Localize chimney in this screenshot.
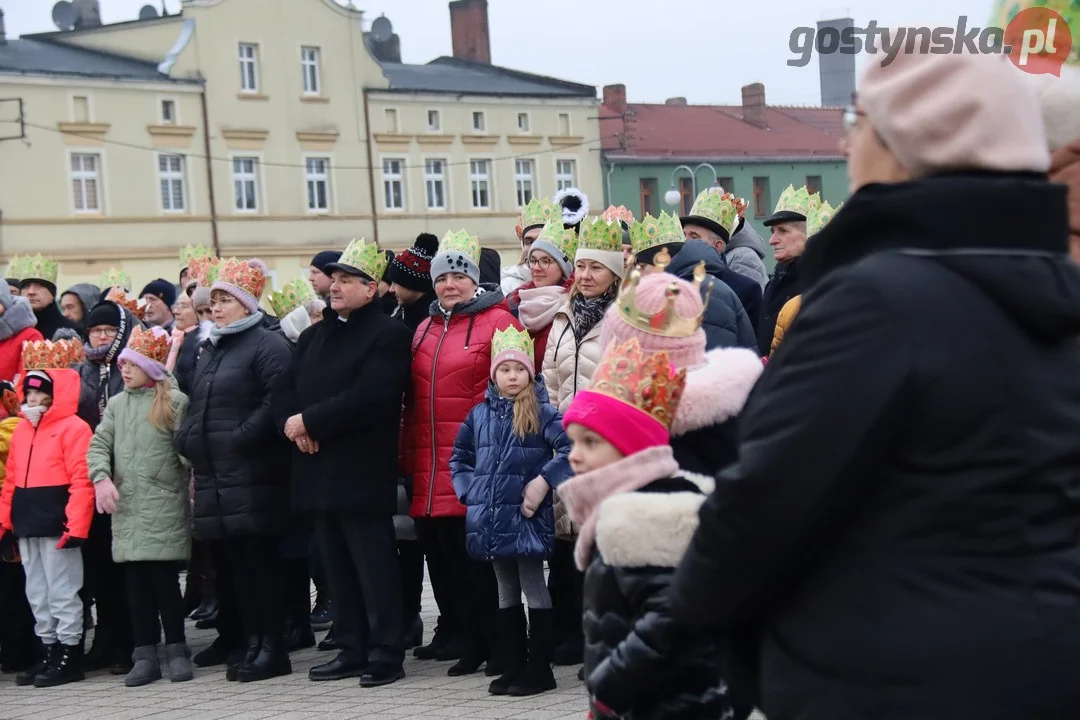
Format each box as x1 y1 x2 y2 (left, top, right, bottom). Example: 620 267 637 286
603 84 627 114
741 82 767 128
449 0 490 64
0 9 6 46
664 97 687 106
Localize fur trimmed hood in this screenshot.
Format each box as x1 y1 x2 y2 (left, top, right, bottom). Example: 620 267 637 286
671 346 763 437
0 294 37 343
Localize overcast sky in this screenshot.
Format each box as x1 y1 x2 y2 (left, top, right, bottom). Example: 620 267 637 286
7 0 997 105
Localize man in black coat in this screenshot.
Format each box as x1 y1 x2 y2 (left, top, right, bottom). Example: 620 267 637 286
276 239 412 688
755 196 812 356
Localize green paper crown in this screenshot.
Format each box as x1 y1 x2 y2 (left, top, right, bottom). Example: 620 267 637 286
9 254 58 285
687 189 742 237
268 278 316 319
630 212 684 256
99 267 132 290
807 200 843 236
439 230 482 265
179 244 215 264
989 0 1079 65
534 220 578 262
491 326 534 361
577 218 622 253
774 185 822 220
520 197 559 231
338 238 388 281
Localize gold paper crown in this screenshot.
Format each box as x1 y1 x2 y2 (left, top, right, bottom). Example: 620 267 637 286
9 255 58 285
125 325 171 365
337 238 387 281
519 197 559 231
629 212 684 256
491 326 534 360
533 220 578 263
105 287 148 321
268 278 316 319
99 268 131 290
22 339 85 371
179 244 215 264
577 218 622 253
686 189 743 237
806 200 843 236
588 338 686 431
602 205 636 226
439 230 482 265
773 185 822 219
617 258 708 338
217 258 268 300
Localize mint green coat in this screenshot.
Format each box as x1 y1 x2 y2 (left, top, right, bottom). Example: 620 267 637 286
87 385 191 563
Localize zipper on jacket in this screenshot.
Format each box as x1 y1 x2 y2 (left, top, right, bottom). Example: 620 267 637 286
426 313 452 516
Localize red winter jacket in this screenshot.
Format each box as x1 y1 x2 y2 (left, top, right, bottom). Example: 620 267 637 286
405 290 521 518
0 327 43 384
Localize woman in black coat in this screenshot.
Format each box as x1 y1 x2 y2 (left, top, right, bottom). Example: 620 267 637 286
175 259 293 684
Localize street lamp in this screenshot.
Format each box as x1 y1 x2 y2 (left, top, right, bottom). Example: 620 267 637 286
664 163 721 209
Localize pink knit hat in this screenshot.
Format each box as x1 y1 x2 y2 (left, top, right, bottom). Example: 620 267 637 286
859 49 1050 178
598 272 706 370
490 327 536 381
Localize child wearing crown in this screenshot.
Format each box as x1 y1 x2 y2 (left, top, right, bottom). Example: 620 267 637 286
86 326 193 687
557 339 736 720
449 327 571 697
0 339 94 688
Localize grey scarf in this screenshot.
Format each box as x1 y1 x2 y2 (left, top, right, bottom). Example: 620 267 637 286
209 312 263 346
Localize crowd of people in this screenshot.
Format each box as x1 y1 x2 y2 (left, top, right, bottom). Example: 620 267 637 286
0 45 1078 720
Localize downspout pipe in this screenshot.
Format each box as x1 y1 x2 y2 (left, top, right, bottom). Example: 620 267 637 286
362 88 380 247
199 88 220 256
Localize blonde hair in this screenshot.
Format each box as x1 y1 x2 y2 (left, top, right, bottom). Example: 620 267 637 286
511 382 541 440
148 381 176 432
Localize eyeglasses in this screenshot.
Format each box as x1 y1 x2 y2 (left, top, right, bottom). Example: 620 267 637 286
527 255 556 269
842 105 866 135
89 327 119 339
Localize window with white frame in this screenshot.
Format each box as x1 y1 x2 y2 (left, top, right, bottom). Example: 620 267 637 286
470 160 490 210
383 158 405 210
425 159 447 210
427 110 441 132
517 112 530 133
70 152 101 213
556 159 576 192
232 157 259 212
301 46 321 95
305 157 330 212
158 154 186 212
515 159 534 208
472 111 486 132
161 99 176 124
239 43 259 93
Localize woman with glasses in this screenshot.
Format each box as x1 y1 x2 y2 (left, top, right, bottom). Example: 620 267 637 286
167 293 211 398
506 220 578 367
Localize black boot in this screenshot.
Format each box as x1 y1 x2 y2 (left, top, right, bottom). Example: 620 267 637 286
236 634 292 683
309 593 332 631
488 606 527 695
226 635 261 682
190 593 217 622
34 643 84 687
507 608 557 696
447 623 488 677
414 615 454 660
15 641 54 687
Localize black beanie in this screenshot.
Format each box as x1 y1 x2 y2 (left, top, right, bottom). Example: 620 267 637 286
23 371 54 398
140 278 177 307
85 300 121 329
635 241 685 268
20 278 57 298
386 233 438 294
311 250 343 274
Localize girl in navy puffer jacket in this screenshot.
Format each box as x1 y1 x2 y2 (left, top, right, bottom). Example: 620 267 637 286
451 327 571 698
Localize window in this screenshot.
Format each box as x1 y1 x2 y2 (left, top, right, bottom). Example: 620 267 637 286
517 112 531 133
555 159 576 191
238 43 259 93
558 113 571 136
70 152 100 213
717 177 734 194
639 178 657 218
425 159 447 210
72 95 89 123
805 175 822 196
305 157 330 212
161 99 176 124
383 158 405 210
301 46 321 95
679 177 694 215
158 154 186 212
470 159 490 210
385 108 399 133
753 177 771 218
515 159 534 208
232 157 259 212
472 111 486 133
427 110 441 132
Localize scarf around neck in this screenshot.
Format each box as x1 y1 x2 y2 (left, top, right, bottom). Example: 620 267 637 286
518 285 567 332
21 403 47 429
209 312 263 346
570 283 618 343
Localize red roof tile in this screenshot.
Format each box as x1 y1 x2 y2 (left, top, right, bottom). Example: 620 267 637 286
601 103 846 161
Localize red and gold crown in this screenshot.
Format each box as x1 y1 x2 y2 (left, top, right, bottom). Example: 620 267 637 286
187 255 220 288
587 339 686 430
105 287 148 321
125 325 171 364
22 339 85 371
216 258 268 300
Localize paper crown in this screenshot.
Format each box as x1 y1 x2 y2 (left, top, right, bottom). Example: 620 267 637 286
774 184 822 219
630 212 684 256
807 200 844 236
617 258 708 338
179 244 215 264
577 218 622 253
268 278 315 319
989 0 1080 65
491 326 534 360
125 325 171 365
217 258 268 301
439 230 482 264
9 255 58 285
186 256 219 287
22 339 85 371
99 267 131 290
602 205 636 226
588 338 686 431
534 220 578 262
520 197 560 231
687 189 744 237
105 287 148 321
335 238 387 281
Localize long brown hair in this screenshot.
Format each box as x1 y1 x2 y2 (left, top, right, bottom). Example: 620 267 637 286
512 381 540 440
148 381 176 432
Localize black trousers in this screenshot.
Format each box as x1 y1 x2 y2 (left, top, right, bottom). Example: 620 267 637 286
0 562 36 668
83 512 133 657
219 536 285 642
397 540 423 619
548 538 584 647
315 513 403 666
415 516 497 646
126 561 186 647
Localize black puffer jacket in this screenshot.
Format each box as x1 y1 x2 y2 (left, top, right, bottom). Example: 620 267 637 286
175 318 293 540
756 258 799 356
172 322 209 396
76 302 140 430
668 240 757 350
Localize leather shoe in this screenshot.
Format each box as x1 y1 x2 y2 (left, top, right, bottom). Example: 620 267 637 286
287 625 316 652
308 657 367 682
317 627 340 652
359 662 405 687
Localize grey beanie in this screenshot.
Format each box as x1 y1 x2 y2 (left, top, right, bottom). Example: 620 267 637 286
430 251 480 286
529 238 573 279
192 286 211 310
